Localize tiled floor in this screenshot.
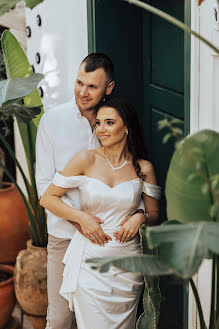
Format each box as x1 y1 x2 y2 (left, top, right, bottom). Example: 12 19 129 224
12 303 77 329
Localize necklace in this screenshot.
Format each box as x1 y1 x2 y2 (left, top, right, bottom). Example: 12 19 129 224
102 147 130 171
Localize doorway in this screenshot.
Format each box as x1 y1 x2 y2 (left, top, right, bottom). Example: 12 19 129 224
87 1 190 327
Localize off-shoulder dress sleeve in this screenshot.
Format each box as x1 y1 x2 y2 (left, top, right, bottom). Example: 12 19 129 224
142 181 161 200
52 172 88 189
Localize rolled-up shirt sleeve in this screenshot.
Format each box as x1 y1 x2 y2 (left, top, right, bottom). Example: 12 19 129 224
36 114 55 197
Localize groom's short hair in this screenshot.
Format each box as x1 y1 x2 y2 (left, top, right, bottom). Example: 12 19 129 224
81 53 114 83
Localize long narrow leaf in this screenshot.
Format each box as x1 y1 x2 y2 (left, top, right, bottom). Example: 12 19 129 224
123 0 219 54
87 255 172 276
0 131 34 208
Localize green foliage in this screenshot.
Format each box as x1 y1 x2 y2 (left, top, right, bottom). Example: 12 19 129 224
146 221 219 279
0 74 43 105
0 0 19 16
25 0 44 9
0 30 47 247
166 130 219 223
0 0 44 16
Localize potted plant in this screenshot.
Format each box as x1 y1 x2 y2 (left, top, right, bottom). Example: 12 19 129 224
0 30 48 328
0 72 45 258
0 75 48 329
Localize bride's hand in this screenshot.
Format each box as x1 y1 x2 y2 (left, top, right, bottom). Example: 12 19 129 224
113 213 145 243
80 214 112 245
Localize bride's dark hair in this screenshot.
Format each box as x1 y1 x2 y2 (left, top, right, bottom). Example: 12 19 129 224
97 97 148 180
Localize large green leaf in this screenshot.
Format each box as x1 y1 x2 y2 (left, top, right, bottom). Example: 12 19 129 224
1 30 44 167
0 104 42 122
165 130 219 223
146 221 219 278
1 30 47 247
25 0 44 9
0 74 43 105
88 254 171 276
138 225 162 329
0 0 20 16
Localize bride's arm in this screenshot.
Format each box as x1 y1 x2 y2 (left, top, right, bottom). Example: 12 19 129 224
40 151 111 245
114 161 160 242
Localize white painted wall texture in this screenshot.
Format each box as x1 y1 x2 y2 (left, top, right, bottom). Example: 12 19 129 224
15 0 88 191
190 0 219 133
189 0 219 328
25 0 88 110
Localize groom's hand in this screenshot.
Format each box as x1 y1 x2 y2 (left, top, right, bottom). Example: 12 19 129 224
113 211 145 243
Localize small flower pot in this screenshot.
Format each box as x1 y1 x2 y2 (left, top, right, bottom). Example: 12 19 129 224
0 264 16 329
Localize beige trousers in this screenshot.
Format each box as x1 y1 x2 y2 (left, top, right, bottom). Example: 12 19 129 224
46 234 77 329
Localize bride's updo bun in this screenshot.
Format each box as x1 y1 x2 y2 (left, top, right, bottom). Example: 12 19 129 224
97 97 149 181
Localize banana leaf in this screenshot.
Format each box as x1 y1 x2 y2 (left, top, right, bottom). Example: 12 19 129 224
1 31 47 246
1 30 44 167
165 130 219 223
146 221 219 279
25 0 44 9
0 103 42 121
0 74 43 106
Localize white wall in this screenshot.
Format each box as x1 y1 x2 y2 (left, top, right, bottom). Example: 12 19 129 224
25 0 88 110
16 0 88 192
189 0 219 328
190 0 219 133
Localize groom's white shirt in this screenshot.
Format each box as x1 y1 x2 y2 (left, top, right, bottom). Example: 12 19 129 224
36 99 100 238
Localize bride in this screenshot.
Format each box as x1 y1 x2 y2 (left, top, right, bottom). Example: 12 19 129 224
40 97 161 329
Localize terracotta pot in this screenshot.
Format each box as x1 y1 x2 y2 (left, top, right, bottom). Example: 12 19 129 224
14 240 48 329
0 265 16 329
0 182 29 264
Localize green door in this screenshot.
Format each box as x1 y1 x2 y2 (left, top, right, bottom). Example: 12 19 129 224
87 1 190 328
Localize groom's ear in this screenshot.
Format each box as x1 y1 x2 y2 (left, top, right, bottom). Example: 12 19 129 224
106 81 115 95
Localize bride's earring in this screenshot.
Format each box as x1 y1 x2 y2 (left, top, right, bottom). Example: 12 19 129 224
126 130 128 136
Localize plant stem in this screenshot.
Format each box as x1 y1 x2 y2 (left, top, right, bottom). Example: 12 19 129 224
189 278 207 329
209 255 216 329
26 121 38 210
0 131 34 208
123 0 219 55
216 256 219 329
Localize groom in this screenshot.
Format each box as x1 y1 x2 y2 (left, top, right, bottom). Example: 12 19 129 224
36 53 145 329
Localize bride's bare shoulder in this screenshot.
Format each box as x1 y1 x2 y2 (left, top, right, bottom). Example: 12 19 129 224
62 150 96 176
138 159 157 184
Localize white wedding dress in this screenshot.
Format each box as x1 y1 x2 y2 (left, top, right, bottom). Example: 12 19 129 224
53 173 161 329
